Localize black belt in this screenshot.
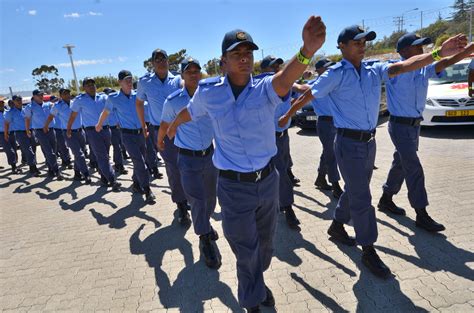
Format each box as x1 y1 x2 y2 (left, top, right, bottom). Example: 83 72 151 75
15 130 26 133
318 116 333 122
84 126 95 130
121 128 142 135
390 115 422 126
68 128 82 133
178 145 212 157
219 162 274 183
337 128 375 142
108 125 118 130
275 129 288 138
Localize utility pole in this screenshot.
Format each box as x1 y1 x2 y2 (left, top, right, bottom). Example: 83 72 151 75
362 19 365 29
63 44 80 94
420 11 423 30
469 6 473 42
8 87 13 98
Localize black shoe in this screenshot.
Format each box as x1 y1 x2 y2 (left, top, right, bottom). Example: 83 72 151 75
327 220 356 246
314 174 332 190
84 176 92 185
131 182 144 194
177 202 191 225
284 206 300 229
377 193 406 216
47 169 55 177
115 165 128 175
152 167 163 179
63 160 73 169
29 165 40 177
200 234 221 269
110 181 121 192
415 208 445 232
332 182 343 199
246 306 261 313
56 172 64 181
73 171 83 181
208 228 219 241
89 161 98 170
122 150 129 160
362 246 391 278
144 188 156 205
11 165 21 174
100 175 109 187
261 285 275 307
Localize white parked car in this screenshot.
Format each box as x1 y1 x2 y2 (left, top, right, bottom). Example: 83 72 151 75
422 58 474 126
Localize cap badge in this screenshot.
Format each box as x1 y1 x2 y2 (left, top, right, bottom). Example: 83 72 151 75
236 32 247 40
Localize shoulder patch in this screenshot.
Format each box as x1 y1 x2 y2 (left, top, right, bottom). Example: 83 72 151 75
198 76 222 86
166 89 182 101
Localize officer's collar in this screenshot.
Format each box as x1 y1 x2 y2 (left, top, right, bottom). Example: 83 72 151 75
341 58 371 71
119 89 134 98
151 71 173 82
254 72 274 79
31 100 43 106
222 74 254 89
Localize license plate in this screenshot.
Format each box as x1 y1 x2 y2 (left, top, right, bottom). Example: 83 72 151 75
306 115 317 121
445 110 474 117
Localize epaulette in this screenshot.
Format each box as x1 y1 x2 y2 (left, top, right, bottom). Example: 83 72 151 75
328 62 343 70
166 89 182 101
198 76 222 86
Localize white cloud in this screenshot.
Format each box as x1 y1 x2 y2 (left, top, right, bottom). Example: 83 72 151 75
64 12 81 18
28 10 37 16
22 79 30 82
88 11 103 16
0 68 15 73
117 56 128 62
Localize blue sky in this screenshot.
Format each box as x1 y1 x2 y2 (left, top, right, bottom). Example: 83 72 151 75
0 0 457 94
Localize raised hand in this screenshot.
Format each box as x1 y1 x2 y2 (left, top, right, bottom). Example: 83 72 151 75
440 34 468 57
301 16 326 57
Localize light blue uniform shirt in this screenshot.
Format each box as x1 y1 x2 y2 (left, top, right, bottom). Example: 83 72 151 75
385 61 444 117
144 101 151 123
136 72 181 126
50 100 81 130
0 110 7 132
104 90 141 129
50 106 61 129
187 75 285 172
308 78 334 116
4 107 26 131
311 59 390 131
70 93 108 127
23 100 52 129
162 87 214 151
254 72 291 132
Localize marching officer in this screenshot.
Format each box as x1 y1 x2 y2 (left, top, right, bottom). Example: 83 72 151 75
67 78 121 191
279 26 467 278
159 58 221 268
24 90 62 180
167 17 327 311
44 88 91 184
255 55 301 229
378 33 474 231
136 49 189 220
4 95 40 176
310 59 343 199
96 70 156 204
0 99 19 174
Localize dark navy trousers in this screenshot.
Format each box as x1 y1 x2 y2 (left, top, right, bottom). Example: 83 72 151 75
85 128 115 182
334 133 377 246
15 131 36 166
273 131 294 208
110 127 124 167
145 124 159 170
64 129 89 176
0 132 17 166
177 149 217 236
317 118 340 183
34 129 59 173
158 135 186 204
53 128 71 163
218 168 279 308
383 121 428 209
121 131 150 189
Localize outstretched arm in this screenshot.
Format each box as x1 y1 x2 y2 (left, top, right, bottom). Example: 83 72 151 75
278 89 314 127
167 108 191 139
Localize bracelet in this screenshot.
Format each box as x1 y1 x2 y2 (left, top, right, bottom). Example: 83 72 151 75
431 48 442 61
296 49 311 65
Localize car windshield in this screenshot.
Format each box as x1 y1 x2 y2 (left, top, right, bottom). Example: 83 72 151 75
429 62 469 85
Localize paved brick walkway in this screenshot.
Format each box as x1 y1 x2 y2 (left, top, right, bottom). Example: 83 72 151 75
1 121 473 312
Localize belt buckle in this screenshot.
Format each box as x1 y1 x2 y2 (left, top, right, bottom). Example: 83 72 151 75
255 170 263 182
201 149 206 156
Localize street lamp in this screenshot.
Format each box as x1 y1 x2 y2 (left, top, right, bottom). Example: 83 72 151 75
63 44 80 94
401 8 419 31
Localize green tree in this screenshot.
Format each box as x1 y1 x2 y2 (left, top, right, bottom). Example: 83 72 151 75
31 65 64 93
451 0 473 21
204 58 221 76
